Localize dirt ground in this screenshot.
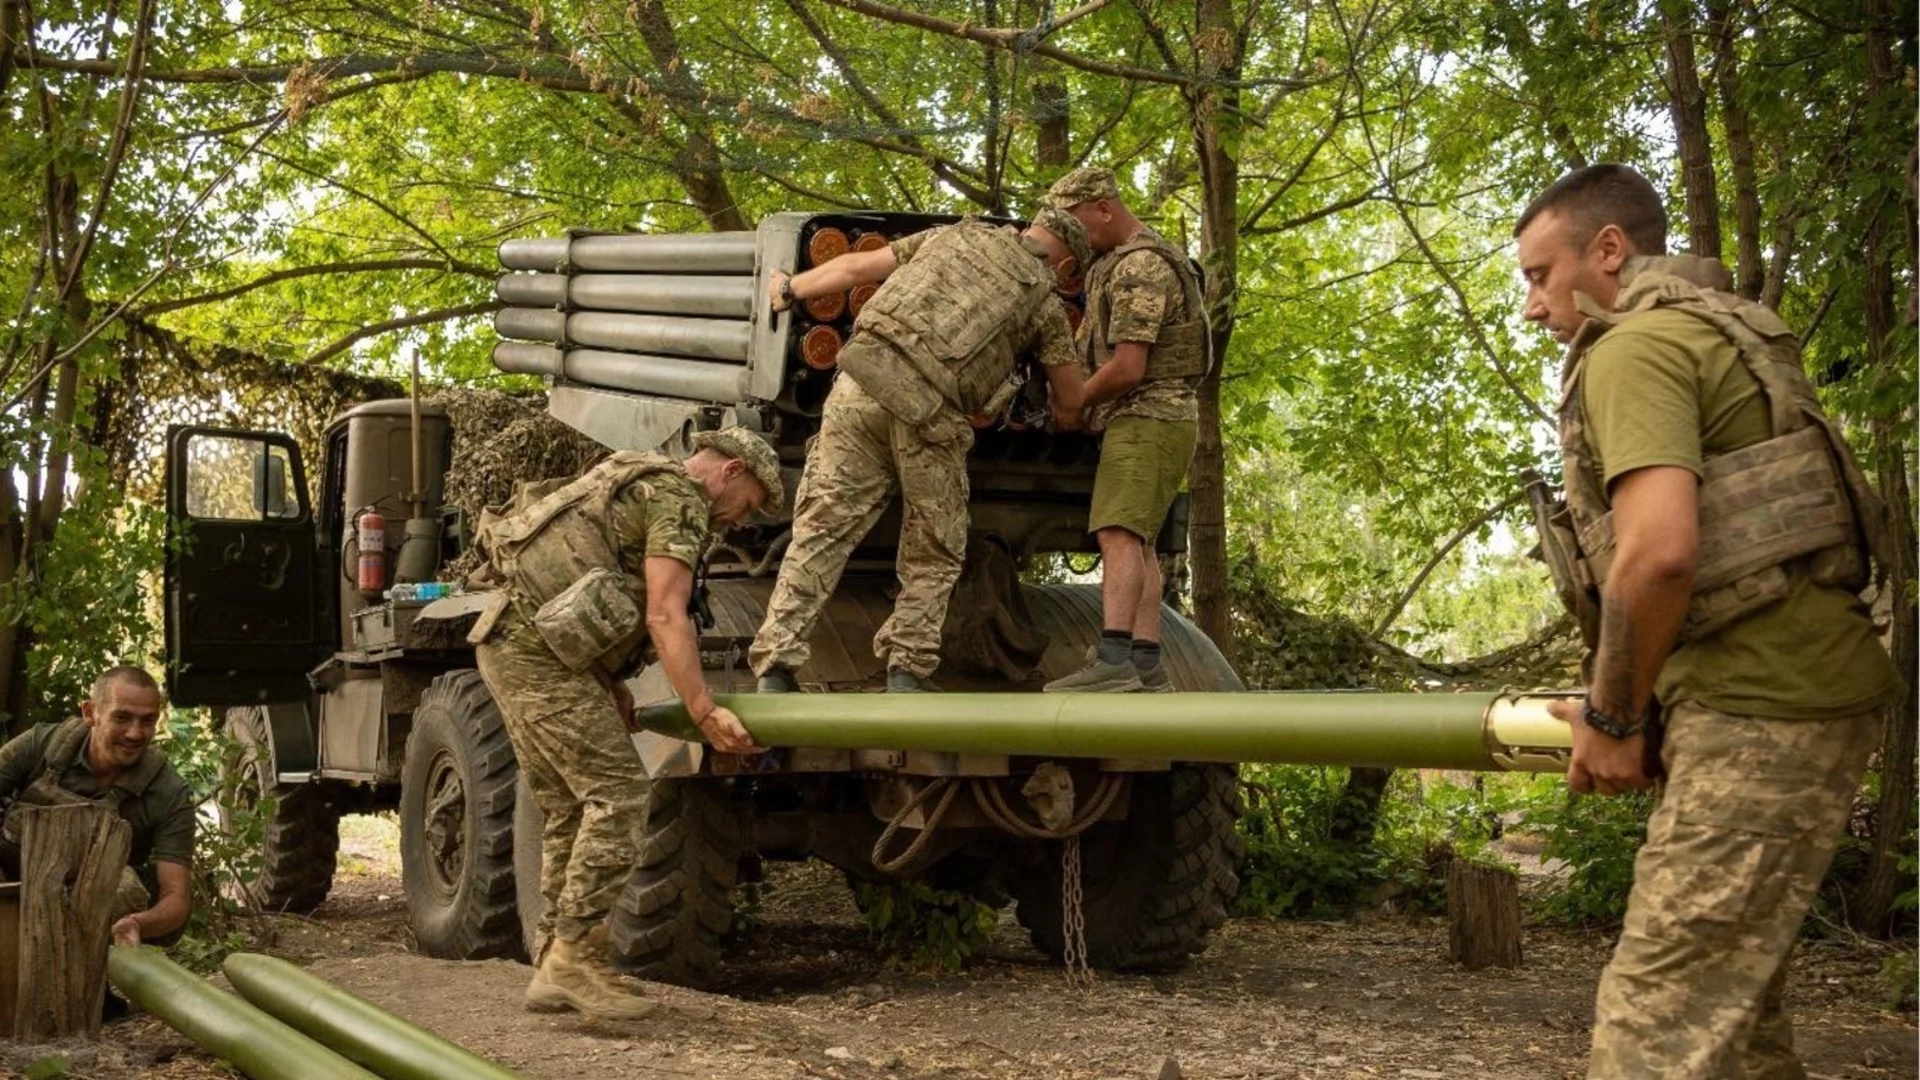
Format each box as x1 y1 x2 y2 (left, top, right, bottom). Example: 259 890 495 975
4 816 1914 1080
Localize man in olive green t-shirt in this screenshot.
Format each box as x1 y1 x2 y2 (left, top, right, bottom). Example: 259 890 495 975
0 667 196 947
1514 164 1896 1079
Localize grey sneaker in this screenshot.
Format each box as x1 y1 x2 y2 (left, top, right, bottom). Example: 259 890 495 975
1043 648 1145 693
1136 664 1174 692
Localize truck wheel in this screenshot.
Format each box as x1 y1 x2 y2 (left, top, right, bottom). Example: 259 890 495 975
400 670 522 960
607 777 744 988
220 706 340 914
1008 763 1243 972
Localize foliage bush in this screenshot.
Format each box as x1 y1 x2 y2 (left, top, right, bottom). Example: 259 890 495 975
157 707 269 971
1516 781 1652 926
1235 765 1517 918
855 880 997 972
0 470 166 730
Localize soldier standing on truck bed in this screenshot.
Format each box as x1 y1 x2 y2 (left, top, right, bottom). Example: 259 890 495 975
1513 164 1897 1078
1039 167 1211 694
750 209 1092 693
467 429 779 1020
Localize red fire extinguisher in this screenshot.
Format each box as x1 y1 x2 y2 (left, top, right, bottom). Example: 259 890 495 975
356 510 387 594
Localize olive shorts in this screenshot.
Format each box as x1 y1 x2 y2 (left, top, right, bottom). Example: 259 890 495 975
1088 415 1197 543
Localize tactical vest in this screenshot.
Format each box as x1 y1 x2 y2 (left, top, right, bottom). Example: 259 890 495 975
0 717 158 874
1083 232 1211 382
846 219 1056 425
1540 255 1891 646
475 452 704 673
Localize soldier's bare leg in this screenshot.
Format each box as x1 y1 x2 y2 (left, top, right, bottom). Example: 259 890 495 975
1586 704 1876 1079
1096 526 1147 635
871 411 972 681
750 378 895 679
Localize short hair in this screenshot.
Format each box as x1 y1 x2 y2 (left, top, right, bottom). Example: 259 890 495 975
1514 164 1668 256
91 666 162 707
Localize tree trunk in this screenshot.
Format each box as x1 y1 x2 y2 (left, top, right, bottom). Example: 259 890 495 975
1186 0 1241 658
1330 767 1394 848
1034 78 1069 168
1661 0 1721 259
12 803 133 1039
1447 858 1523 970
627 1 750 232
1856 0 1915 936
1706 0 1762 299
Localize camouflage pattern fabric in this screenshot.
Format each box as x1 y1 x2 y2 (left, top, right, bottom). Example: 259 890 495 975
1086 247 1199 428
475 609 647 946
1043 166 1120 208
749 374 973 680
1555 255 1885 646
1587 701 1878 1079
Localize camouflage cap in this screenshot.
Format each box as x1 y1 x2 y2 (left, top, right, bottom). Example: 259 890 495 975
1029 207 1093 272
690 426 784 514
1044 166 1120 209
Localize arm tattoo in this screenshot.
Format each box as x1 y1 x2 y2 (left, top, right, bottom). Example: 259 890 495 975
1594 590 1638 716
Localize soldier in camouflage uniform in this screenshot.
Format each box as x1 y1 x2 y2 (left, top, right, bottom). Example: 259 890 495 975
750 210 1090 692
1040 167 1211 694
1513 164 1897 1078
470 428 779 1020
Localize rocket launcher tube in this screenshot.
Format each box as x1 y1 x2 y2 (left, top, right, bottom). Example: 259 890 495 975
223 953 526 1080
106 946 379 1080
635 691 1579 773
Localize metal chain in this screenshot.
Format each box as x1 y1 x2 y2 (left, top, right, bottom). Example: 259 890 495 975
1061 835 1093 989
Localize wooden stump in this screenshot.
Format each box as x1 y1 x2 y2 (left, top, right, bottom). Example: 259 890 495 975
12 803 133 1039
1446 857 1522 970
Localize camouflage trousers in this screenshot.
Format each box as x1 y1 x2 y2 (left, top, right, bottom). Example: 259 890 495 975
475 612 648 946
750 375 974 680
1588 701 1879 1079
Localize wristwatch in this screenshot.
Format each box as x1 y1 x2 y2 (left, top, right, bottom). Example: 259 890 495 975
777 274 796 306
1580 699 1645 740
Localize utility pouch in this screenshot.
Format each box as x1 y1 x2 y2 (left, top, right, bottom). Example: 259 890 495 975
465 590 512 646
532 568 641 672
1525 474 1599 651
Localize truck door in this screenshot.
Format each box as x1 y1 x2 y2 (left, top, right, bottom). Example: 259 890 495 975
164 426 327 706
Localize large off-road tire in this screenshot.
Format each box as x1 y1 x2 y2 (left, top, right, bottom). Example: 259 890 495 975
220 706 340 914
400 670 522 960
1008 763 1243 972
607 777 745 988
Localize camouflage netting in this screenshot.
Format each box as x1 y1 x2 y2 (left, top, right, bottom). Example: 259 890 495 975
431 388 608 580
103 317 404 502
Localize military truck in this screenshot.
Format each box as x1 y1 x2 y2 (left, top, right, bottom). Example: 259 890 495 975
164 212 1244 986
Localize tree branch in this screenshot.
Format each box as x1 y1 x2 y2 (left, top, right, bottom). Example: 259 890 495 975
141 257 493 316
58 0 155 301
1372 490 1524 637
303 301 501 367
820 0 1311 89
780 0 996 207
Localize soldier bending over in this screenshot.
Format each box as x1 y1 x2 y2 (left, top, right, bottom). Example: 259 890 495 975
470 429 777 1019
751 209 1090 693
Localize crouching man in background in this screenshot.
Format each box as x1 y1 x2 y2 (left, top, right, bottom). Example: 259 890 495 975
0 666 196 947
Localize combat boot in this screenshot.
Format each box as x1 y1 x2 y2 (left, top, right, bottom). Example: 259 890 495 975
758 666 799 693
1043 646 1144 693
524 936 656 1020
886 668 929 693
